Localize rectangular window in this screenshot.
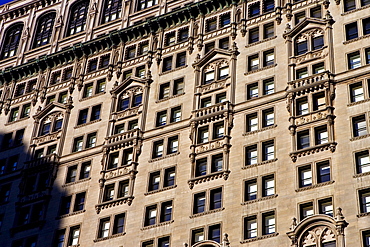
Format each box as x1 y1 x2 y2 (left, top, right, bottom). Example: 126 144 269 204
193 192 206 214
159 83 170 100
153 140 164 158
220 13 231 27
98 217 110 238
149 171 160 191
315 126 328 145
9 107 19 122
310 6 322 18
209 224 221 243
249 27 259 43
51 71 61 85
205 42 215 54
344 0 356 11
348 51 361 69
213 122 224 139
313 92 326 111
54 229 66 247
91 105 101 121
263 78 274 95
295 11 306 25
156 111 167 126
300 202 314 220
353 115 367 137
136 66 146 78
69 226 80 246
219 66 229 79
122 148 133 165
118 180 129 198
297 97 309 115
296 68 308 79
264 0 275 12
296 40 308 55
179 28 189 42
363 18 370 35
192 228 205 244
83 83 93 98
360 189 370 213
319 198 333 216
350 82 364 102
104 184 115 202
219 37 229 50
262 212 275 235
249 2 261 17
88 60 98 72
245 179 257 201
73 136 83 152
313 36 324 50
59 91 68 103
77 109 88 125
158 236 170 247
113 213 125 234
165 33 175 46
160 201 172 222
126 46 136 59
362 230 370 247
86 132 97 148
244 216 257 239
263 23 274 39
100 55 110 68
14 129 25 146
317 161 331 183
201 97 212 108
196 158 207 177
246 145 258 165
297 131 310 149
167 136 179 154
164 167 176 187
176 52 186 67
247 83 259 99
211 154 223 173
313 63 325 74
299 166 312 187
204 70 215 84
263 109 274 127
108 152 119 169
74 192 85 211
173 78 184 95
206 18 217 32
80 161 91 179
60 196 72 215
356 151 370 174
263 50 274 66
198 126 209 144
21 103 31 118
262 175 275 196
262 140 274 161
366 48 370 64
346 22 358 40
170 106 181 123
216 93 227 103
248 54 259 71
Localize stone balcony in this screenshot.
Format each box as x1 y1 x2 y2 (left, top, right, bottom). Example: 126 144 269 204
195 138 226 154
287 71 330 92
193 101 231 122
293 107 333 126
25 153 59 170
105 128 142 150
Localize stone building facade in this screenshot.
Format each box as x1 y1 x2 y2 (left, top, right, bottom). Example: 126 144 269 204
0 0 369 246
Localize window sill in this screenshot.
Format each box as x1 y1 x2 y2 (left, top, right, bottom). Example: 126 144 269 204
341 3 370 16
289 47 327 65
5 116 30 126
144 185 177 196
244 64 276 76
93 232 126 242
357 212 370 218
57 210 85 219
33 131 62 145
74 119 101 129
106 129 141 147
347 98 370 106
10 220 46 234
350 134 370 141
241 194 278 205
354 171 370 178
190 207 224 219
295 181 334 192
242 158 277 169
343 33 370 45
245 36 277 48
80 92 106 101
0 143 23 152
240 233 279 244
188 170 230 189
12 92 33 103
95 196 134 214
243 125 277 136
156 92 185 103
62 178 91 187
159 65 188 76
141 220 174 230
113 105 142 120
149 152 180 163
290 142 337 162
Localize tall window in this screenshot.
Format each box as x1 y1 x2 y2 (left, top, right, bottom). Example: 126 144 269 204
137 0 158 11
1 23 23 59
102 0 122 23
67 1 89 36
33 12 56 48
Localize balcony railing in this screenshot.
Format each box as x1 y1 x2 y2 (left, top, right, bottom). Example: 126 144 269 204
288 71 330 91
25 153 59 170
105 128 141 146
194 101 230 119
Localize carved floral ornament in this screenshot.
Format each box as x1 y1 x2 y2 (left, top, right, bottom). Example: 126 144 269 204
43 111 63 123
120 86 143 98
296 28 324 42
204 59 229 73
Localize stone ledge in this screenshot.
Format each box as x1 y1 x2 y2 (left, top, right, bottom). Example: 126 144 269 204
57 210 85 219
95 196 134 214
155 92 185 103
242 158 278 169
290 142 337 162
353 172 370 178
93 232 126 242
4 116 30 126
80 92 106 102
295 181 334 192
74 119 101 129
341 4 370 16
159 65 188 76
357 212 370 218
140 220 174 230
240 232 279 244
350 134 370 142
343 34 370 45
189 207 225 219
243 125 277 136
244 64 276 76
188 170 230 189
144 185 177 196
62 178 91 187
245 36 277 48
241 194 278 205
347 98 370 107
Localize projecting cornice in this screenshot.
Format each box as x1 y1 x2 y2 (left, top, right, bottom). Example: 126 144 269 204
0 0 234 85
110 76 149 95
33 101 67 119
283 15 335 39
192 48 234 68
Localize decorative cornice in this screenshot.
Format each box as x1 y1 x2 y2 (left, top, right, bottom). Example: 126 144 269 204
57 210 85 219
347 98 370 107
95 196 134 214
62 178 91 188
155 92 185 103
74 119 101 129
290 142 337 162
242 158 278 169
159 65 188 76
140 220 174 230
188 170 230 189
240 233 279 244
241 194 278 205
353 171 370 178
243 125 277 136
148 152 180 163
244 64 276 76
189 207 225 218
357 212 370 218
350 134 370 142
93 232 126 242
245 36 277 48
80 92 106 102
341 3 370 16
343 34 370 45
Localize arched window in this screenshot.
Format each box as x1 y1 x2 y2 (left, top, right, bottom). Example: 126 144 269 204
295 29 324 56
33 12 56 48
202 60 230 85
102 0 122 24
1 23 23 59
67 1 89 36
39 112 64 136
117 86 143 112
